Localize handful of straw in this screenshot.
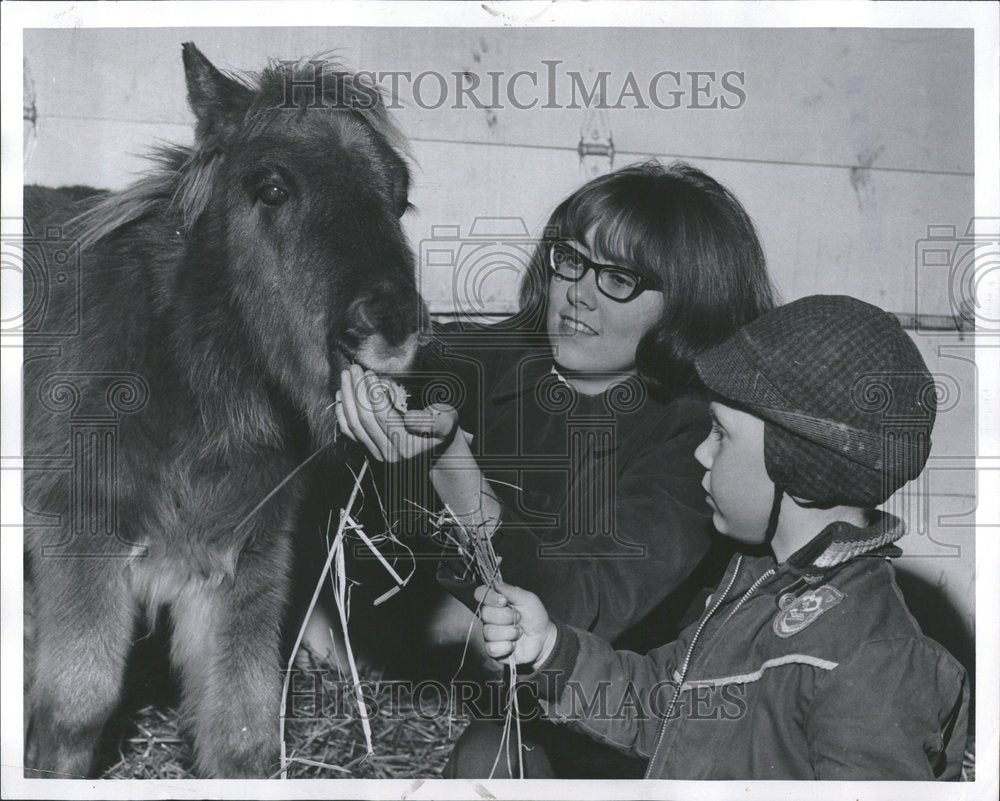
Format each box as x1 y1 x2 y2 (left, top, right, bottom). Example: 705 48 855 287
435 504 525 780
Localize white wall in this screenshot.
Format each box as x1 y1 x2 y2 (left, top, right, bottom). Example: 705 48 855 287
24 27 973 315
22 27 977 657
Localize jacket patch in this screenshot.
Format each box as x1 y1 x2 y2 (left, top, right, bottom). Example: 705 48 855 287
772 585 845 638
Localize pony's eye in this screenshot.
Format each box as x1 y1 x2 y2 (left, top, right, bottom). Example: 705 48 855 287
258 184 288 207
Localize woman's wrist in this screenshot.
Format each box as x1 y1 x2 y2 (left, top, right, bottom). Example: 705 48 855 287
428 428 501 534
428 426 473 469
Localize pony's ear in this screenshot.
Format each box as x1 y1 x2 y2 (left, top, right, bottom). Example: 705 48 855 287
181 43 250 141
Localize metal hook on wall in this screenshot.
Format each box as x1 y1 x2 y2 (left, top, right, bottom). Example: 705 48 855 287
579 108 614 179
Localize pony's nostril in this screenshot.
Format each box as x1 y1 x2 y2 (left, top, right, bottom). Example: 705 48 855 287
345 296 377 337
345 287 429 350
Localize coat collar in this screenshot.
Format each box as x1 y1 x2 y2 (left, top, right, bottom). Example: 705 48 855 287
784 510 905 581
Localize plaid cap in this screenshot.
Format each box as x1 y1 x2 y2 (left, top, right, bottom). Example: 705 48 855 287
694 295 936 506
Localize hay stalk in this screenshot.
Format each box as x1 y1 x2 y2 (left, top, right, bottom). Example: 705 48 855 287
437 507 524 779
279 459 369 779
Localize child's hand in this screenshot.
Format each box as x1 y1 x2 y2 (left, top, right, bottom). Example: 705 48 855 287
475 581 557 668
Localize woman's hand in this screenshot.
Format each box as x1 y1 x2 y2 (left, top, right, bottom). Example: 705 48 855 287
475 581 557 668
336 364 459 462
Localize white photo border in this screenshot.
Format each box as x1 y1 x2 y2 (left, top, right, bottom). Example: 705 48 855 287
2 2 997 800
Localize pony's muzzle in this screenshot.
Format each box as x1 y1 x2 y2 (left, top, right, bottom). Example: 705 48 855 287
339 290 430 376
351 332 421 376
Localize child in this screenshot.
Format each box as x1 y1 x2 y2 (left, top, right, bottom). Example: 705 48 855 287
477 295 969 780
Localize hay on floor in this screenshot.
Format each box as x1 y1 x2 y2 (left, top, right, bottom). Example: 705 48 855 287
100 660 468 779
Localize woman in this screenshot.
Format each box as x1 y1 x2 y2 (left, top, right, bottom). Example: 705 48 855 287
335 161 776 777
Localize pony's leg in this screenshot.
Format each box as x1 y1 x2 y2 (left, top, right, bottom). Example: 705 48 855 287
428 592 490 659
25 561 134 778
170 540 292 778
299 601 351 672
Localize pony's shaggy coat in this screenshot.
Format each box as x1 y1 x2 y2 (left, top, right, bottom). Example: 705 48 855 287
23 43 427 778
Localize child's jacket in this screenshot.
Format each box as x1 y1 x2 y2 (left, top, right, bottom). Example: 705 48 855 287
531 513 969 780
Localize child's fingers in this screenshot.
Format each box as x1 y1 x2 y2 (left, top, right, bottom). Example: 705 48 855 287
474 585 508 607
485 640 514 659
493 580 539 608
482 623 520 642
479 605 516 626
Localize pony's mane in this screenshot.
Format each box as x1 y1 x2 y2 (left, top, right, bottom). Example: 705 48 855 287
71 56 411 249
248 54 413 160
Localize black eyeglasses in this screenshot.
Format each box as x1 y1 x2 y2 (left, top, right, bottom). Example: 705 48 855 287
547 241 659 303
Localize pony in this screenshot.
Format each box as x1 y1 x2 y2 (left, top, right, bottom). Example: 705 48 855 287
22 42 428 778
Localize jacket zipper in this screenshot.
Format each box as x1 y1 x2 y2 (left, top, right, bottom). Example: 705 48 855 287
720 566 777 627
643 554 746 779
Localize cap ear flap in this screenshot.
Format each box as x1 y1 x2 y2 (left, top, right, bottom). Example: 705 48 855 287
181 42 252 146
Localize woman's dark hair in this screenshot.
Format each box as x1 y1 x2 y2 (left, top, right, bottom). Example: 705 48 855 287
513 160 777 392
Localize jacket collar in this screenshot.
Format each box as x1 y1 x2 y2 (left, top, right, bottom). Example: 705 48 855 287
784 510 905 581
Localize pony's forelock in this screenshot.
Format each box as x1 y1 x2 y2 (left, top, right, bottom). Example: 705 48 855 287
246 56 413 160
71 55 411 247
